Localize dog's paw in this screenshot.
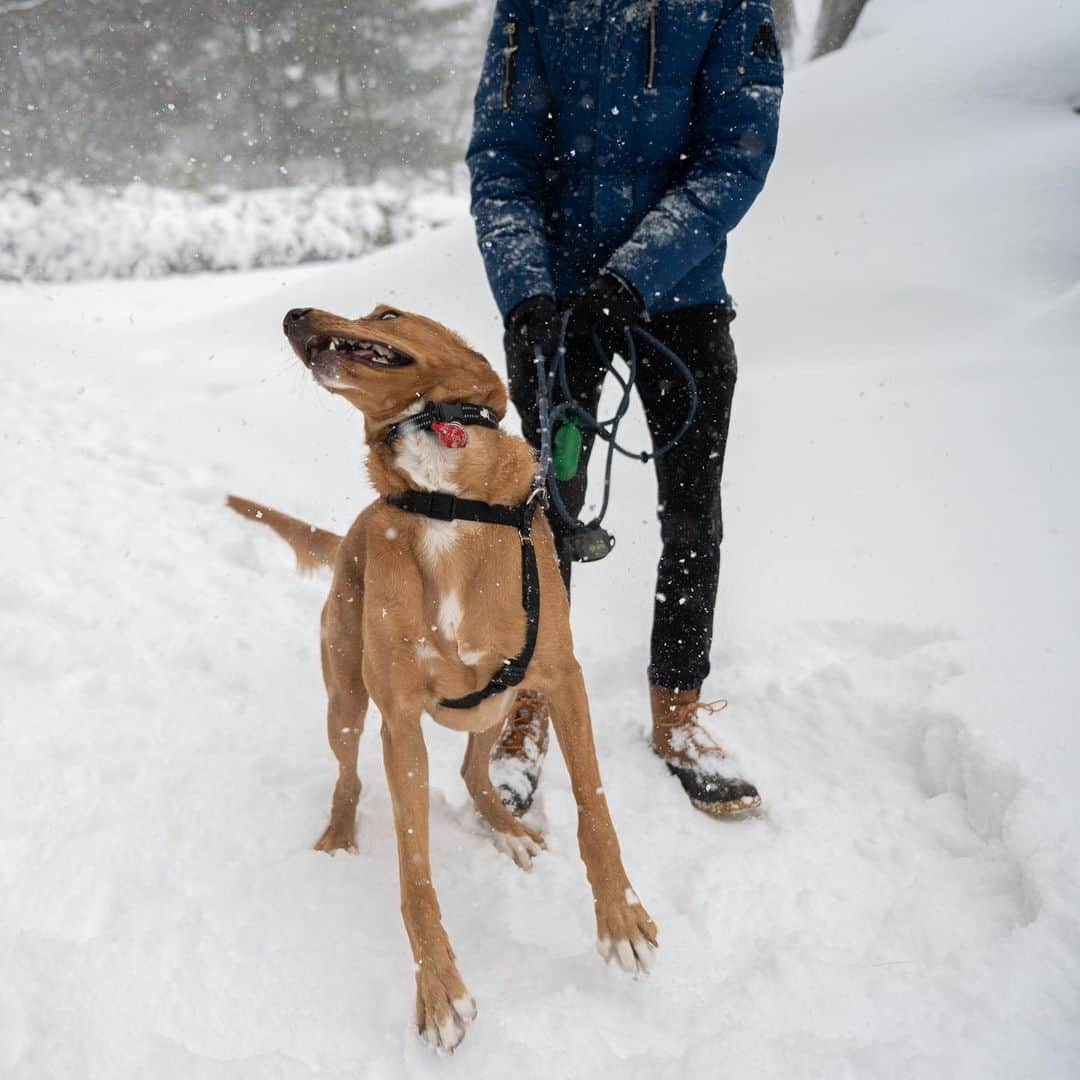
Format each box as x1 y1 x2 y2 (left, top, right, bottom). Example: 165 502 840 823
595 889 658 978
416 964 476 1054
313 821 358 854
492 827 544 870
314 788 361 854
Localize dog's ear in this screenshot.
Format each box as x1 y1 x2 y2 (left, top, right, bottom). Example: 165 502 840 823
428 344 509 420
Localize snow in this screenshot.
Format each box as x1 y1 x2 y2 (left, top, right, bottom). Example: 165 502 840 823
0 180 463 283
3 0 1079 1075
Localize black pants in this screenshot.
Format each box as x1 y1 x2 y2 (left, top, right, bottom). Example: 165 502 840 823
505 304 737 691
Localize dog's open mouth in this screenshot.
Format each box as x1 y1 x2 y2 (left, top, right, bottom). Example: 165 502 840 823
304 335 413 369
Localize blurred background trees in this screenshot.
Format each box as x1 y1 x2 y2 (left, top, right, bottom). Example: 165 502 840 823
0 0 485 188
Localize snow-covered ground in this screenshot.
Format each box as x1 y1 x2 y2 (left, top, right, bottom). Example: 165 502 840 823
2 1 1078 1076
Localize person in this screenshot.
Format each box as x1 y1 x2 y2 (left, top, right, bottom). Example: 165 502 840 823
466 0 783 816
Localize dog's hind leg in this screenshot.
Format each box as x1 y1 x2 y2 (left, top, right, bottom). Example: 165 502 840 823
546 665 659 977
460 725 544 870
314 596 368 854
381 710 476 1053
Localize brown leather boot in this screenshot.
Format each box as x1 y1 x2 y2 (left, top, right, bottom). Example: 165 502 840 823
490 690 550 816
650 684 761 815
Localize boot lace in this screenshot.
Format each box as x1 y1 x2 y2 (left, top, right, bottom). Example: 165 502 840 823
655 698 728 754
500 692 546 756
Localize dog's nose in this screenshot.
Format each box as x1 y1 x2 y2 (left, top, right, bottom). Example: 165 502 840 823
283 307 313 331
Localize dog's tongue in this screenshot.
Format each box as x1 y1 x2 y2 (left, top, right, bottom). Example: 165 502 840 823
431 421 468 449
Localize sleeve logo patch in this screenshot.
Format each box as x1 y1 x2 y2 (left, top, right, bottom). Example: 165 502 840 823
752 20 780 62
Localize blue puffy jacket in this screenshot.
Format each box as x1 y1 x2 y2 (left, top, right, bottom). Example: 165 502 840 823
467 0 783 321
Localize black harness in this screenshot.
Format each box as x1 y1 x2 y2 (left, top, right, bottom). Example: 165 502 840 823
384 402 542 711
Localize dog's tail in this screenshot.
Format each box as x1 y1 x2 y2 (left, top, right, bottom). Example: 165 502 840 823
226 494 343 574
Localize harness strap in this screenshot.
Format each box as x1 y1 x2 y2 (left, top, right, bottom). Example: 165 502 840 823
386 489 540 710
384 402 500 446
387 489 524 527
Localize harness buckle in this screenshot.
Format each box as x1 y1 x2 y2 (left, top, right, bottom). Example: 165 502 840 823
527 478 548 508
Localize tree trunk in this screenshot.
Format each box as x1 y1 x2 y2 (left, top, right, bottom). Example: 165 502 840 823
772 0 798 58
811 0 872 59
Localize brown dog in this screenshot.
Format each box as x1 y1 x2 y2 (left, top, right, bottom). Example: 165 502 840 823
228 304 656 1053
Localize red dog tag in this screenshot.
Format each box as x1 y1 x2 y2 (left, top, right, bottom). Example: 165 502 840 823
431 421 468 449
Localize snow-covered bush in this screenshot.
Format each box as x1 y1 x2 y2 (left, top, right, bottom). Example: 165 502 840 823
0 181 461 282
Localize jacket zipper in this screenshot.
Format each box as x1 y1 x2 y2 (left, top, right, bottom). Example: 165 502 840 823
501 18 519 109
645 0 657 90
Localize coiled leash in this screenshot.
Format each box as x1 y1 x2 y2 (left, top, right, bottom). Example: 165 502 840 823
533 315 700 562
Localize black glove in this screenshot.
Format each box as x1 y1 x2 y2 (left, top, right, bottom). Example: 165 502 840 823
506 294 560 358
568 270 644 346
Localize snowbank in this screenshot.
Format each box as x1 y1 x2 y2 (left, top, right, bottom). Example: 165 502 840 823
0 180 463 283
1 0 1078 1076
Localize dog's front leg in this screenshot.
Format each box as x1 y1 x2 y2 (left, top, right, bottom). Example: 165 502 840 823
547 666 658 976
380 711 476 1053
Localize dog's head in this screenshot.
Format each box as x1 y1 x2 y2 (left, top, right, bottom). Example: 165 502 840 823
283 304 508 432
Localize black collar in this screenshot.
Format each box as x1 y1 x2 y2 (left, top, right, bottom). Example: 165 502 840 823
386 488 541 711
384 401 500 446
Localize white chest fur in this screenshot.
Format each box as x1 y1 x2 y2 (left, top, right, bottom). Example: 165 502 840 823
395 429 460 497
394 423 488 669
394 427 461 561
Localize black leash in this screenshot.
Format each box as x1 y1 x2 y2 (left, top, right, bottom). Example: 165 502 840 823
534 315 700 561
386 488 541 710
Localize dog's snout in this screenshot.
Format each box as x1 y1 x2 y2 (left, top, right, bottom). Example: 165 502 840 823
283 307 313 332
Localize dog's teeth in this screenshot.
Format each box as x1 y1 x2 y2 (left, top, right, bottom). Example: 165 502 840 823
327 340 337 351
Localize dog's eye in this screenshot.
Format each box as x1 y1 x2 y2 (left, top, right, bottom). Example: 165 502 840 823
379 310 400 321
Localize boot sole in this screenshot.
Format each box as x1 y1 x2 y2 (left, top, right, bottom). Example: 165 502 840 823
692 793 762 817
495 786 535 818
